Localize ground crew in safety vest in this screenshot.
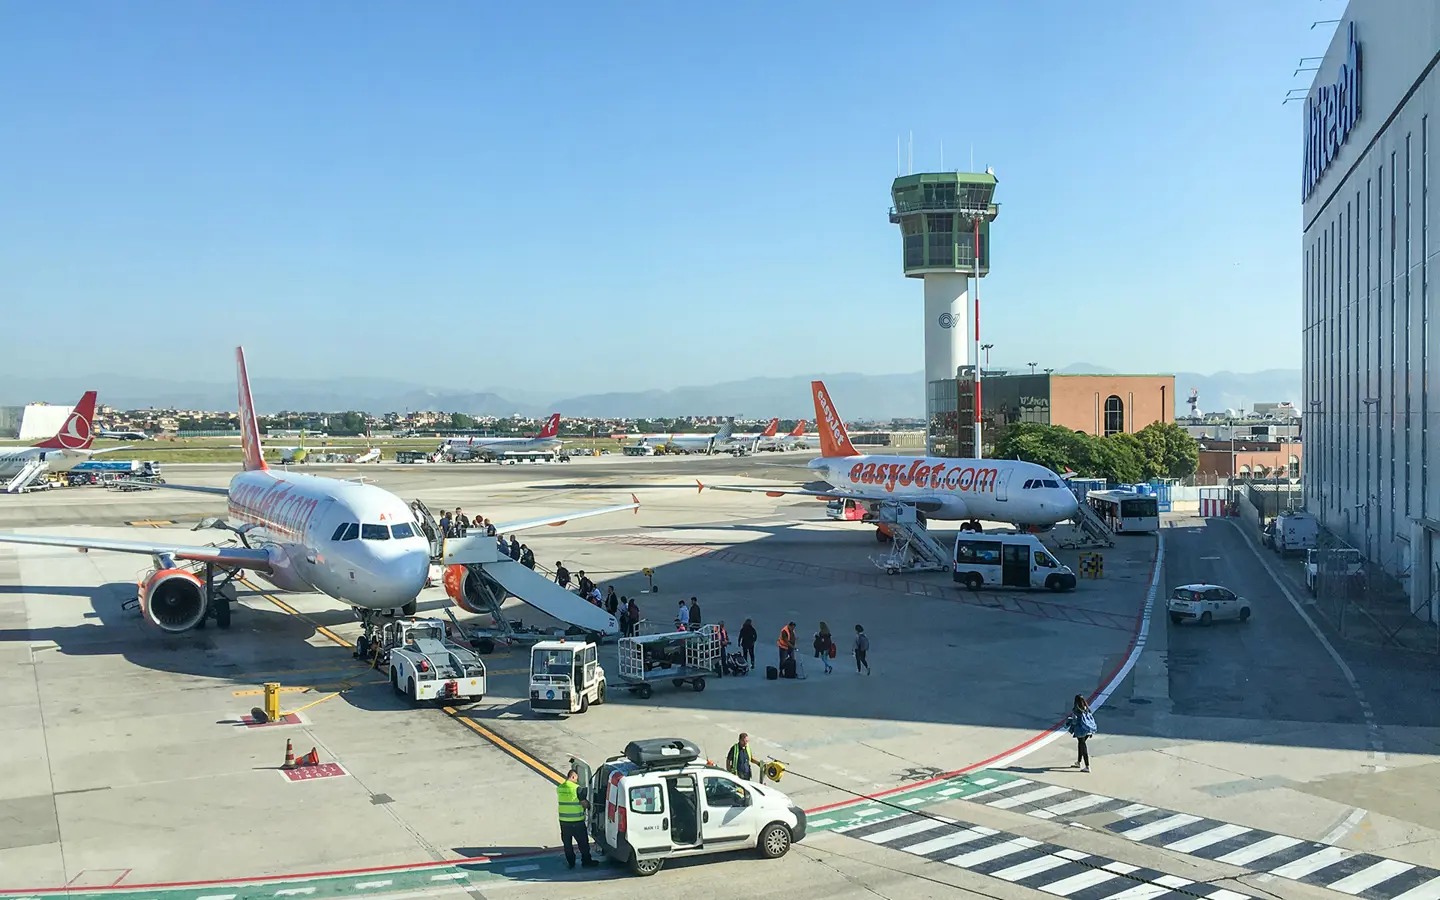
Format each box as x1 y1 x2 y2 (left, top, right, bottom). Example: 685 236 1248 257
726 732 756 781
557 769 597 868
777 622 797 671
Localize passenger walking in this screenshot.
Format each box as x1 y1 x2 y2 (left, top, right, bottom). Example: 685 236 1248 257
738 619 757 669
853 624 870 675
577 571 594 597
439 511 453 538
507 535 521 560
626 597 640 634
618 596 631 635
454 508 468 536
519 544 536 569
813 622 835 675
484 518 497 537
676 599 690 631
726 733 756 782
1066 695 1097 773
556 769 597 869
587 584 603 607
605 586 619 616
555 562 571 589
688 596 702 629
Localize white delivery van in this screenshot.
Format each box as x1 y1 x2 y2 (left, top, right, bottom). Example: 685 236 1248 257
953 532 1077 592
579 738 806 877
1273 511 1318 556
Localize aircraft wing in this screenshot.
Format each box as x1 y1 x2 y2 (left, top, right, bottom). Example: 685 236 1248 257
87 446 135 456
142 482 230 496
697 481 950 513
0 533 273 570
491 495 640 533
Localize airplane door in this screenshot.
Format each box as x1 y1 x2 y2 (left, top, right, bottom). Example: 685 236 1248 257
1001 544 1030 587
994 468 1012 502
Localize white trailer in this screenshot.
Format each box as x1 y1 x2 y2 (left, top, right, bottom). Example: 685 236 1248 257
617 626 722 699
384 618 487 704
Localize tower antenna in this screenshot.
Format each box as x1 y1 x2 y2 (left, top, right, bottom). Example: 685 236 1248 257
940 139 944 171
907 131 913 175
896 136 901 176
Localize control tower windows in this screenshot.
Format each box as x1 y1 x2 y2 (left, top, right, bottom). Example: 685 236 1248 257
927 214 954 267
901 217 924 267
924 182 956 208
1104 396 1125 436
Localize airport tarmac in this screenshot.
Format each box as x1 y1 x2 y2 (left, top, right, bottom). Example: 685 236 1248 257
2 458 1437 900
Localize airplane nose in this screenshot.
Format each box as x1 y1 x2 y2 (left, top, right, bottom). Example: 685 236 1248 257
375 549 431 606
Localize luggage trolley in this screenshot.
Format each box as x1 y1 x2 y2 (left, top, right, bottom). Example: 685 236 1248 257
617 626 722 699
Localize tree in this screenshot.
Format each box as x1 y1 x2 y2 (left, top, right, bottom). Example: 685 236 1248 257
450 412 476 430
1135 421 1199 479
992 422 1147 484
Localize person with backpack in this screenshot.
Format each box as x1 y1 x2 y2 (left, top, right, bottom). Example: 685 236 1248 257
813 622 835 675
1066 694 1098 772
853 624 870 675
519 544 536 569
555 562 571 590
738 619 758 669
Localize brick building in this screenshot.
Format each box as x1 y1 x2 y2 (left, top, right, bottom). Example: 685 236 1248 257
1196 439 1304 480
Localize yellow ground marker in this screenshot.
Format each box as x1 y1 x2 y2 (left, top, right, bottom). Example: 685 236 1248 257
127 520 175 527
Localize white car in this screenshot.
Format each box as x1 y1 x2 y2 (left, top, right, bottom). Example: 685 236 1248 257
1167 583 1251 626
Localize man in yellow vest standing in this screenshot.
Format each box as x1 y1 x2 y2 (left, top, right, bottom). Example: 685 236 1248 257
557 769 597 869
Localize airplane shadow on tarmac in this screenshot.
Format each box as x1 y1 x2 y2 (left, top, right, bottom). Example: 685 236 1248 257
4 518 1436 753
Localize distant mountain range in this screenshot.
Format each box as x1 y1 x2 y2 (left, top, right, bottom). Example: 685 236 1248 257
0 365 1300 421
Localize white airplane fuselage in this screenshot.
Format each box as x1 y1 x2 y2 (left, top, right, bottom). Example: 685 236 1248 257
0 446 94 479
443 436 562 457
807 454 1079 525
224 468 430 609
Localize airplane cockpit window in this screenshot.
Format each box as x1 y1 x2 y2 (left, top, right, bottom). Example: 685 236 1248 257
1023 480 1035 489
341 523 360 541
390 522 415 539
330 523 349 541
1042 479 1061 488
360 524 391 541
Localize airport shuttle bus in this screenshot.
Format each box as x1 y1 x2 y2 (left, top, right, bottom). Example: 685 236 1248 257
953 532 1076 593
1087 489 1160 534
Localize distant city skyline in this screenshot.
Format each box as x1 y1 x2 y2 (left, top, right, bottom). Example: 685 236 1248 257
0 3 1319 389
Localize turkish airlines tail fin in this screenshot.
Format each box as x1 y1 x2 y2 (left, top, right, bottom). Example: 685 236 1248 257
235 347 269 472
762 418 779 438
33 391 97 450
811 381 858 458
538 413 561 439
788 420 807 437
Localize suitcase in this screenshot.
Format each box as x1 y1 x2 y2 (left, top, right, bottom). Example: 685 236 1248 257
780 658 797 679
765 665 778 681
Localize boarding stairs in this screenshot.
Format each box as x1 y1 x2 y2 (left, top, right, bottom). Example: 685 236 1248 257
870 503 951 574
1058 492 1115 549
4 458 48 494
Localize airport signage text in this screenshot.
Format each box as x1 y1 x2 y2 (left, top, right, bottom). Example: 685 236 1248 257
1303 22 1362 202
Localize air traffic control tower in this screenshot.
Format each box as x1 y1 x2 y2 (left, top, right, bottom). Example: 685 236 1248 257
889 172 999 458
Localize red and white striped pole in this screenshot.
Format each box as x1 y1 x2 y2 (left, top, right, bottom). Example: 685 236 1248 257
973 215 983 459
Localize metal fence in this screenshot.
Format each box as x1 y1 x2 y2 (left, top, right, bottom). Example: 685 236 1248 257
1313 525 1439 654
1243 481 1304 519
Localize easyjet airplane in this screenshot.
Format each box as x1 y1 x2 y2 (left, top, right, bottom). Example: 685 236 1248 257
700 381 1079 532
0 349 638 634
759 420 814 452
0 392 134 481
440 413 563 458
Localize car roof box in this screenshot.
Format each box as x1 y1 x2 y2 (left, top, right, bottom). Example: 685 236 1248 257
624 738 701 770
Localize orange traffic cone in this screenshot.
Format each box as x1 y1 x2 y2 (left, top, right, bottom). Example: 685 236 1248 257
281 739 296 770
299 747 320 767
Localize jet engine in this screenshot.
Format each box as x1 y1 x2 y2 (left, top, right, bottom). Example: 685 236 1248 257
141 568 208 632
444 564 492 615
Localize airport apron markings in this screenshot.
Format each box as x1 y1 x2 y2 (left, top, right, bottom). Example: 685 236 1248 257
943 770 1440 900
0 773 1021 900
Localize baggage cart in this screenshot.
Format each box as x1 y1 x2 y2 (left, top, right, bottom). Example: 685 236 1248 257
617 626 721 699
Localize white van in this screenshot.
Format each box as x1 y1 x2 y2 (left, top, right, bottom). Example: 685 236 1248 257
1273 511 1318 556
953 532 1077 592
578 738 807 877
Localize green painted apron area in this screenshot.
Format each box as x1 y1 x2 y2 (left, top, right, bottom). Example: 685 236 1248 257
0 771 1019 900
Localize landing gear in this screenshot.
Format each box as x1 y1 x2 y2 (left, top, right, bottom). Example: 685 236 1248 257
402 599 418 616
202 562 239 630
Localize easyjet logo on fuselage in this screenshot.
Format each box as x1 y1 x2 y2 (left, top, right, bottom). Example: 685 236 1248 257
847 459 999 494
229 480 321 541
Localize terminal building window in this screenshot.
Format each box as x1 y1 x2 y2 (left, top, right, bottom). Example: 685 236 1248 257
1103 395 1125 436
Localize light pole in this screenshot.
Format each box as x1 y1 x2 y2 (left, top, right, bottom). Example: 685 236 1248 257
981 343 994 366
1027 362 1037 375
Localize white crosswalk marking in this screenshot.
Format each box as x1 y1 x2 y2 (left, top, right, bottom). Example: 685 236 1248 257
904 826 997 856
1118 813 1204 841
1112 803 1156 818
1392 875 1440 900
1163 823 1252 853
988 784 1071 809
1099 875 1194 900
900 797 926 806
945 836 1043 868
1041 793 1113 816
353 882 392 890
990 853 1073 882
1038 862 1132 896
966 778 1033 800
808 818 835 827
1215 834 1303 866
1326 859 1415 895
1269 845 1352 879
973 777 997 785
429 873 467 881
1205 891 1251 900
860 818 947 844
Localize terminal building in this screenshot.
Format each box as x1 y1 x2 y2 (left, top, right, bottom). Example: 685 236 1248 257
1301 2 1439 620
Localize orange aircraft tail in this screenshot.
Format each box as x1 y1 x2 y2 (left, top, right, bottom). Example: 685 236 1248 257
236 347 269 472
788 420 807 437
761 418 779 438
810 381 858 458
32 391 97 451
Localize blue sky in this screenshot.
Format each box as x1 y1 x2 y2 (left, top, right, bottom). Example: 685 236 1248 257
0 1 1332 392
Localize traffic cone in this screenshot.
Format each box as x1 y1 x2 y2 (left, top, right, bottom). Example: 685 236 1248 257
299 747 320 767
281 739 296 769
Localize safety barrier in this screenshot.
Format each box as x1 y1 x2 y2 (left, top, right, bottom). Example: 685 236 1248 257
1079 552 1104 579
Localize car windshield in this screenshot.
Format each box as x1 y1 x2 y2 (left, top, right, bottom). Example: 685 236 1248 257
531 649 573 676
1171 588 1203 602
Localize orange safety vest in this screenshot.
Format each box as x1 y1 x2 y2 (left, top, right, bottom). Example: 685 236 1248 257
777 625 795 650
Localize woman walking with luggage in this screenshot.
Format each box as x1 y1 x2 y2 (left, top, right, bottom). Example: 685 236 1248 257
813 622 835 674
1066 694 1098 772
738 619 758 670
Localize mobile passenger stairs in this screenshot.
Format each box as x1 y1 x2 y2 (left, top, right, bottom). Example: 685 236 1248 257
438 534 620 654
1057 478 1115 549
4 458 48 494
870 502 951 575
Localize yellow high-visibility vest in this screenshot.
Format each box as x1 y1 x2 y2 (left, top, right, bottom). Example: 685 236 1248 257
556 781 584 823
